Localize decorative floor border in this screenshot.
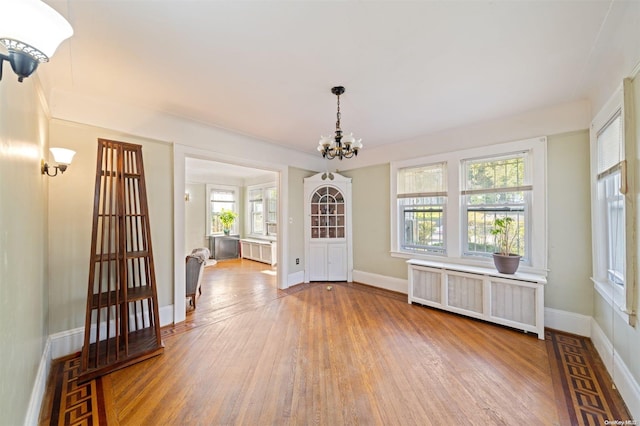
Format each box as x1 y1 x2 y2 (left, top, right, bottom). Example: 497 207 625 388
47 355 107 425
545 329 631 425
42 329 631 424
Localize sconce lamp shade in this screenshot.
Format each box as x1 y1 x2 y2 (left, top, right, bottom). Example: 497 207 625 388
50 147 76 165
0 0 74 62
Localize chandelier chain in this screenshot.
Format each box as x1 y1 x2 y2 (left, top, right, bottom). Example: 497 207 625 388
336 93 341 131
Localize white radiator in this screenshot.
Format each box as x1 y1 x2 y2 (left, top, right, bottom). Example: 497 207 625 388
407 259 546 339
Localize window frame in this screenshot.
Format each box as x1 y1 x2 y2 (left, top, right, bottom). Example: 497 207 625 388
390 136 547 275
206 184 239 236
461 151 531 262
589 84 634 323
245 182 277 239
397 162 448 254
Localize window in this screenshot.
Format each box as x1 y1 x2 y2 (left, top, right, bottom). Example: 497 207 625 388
246 183 277 237
397 163 447 253
265 187 277 236
207 186 238 235
590 80 638 325
249 189 264 234
593 108 627 290
597 113 625 287
462 153 529 260
391 137 546 274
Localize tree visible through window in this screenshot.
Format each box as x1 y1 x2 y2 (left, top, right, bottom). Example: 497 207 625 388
462 153 529 258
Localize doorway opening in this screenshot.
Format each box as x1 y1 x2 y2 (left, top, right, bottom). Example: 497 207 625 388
174 146 289 324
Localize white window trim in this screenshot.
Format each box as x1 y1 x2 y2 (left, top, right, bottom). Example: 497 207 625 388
245 181 277 241
390 136 547 275
206 183 240 236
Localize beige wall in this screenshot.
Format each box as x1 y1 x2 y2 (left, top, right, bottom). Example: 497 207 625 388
342 165 406 279
185 183 207 252
287 167 316 274
0 78 49 424
47 120 174 334
545 130 593 315
340 132 594 317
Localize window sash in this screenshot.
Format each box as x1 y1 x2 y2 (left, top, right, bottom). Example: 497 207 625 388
399 197 446 253
462 152 528 192
600 170 625 286
462 152 530 260
398 162 447 196
597 111 623 175
208 188 237 234
246 184 277 237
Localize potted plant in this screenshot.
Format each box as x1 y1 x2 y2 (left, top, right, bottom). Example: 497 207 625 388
219 209 237 235
490 217 522 274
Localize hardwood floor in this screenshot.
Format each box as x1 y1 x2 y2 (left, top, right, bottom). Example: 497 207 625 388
104 259 561 425
42 259 631 425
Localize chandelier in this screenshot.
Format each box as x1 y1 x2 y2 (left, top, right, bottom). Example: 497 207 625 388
317 86 363 160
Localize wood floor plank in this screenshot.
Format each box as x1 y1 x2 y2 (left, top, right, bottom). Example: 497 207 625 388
101 261 566 425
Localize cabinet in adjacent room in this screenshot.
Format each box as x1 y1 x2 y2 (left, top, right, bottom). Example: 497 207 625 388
304 172 352 282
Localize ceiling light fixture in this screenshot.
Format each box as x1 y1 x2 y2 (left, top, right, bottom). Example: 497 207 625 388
0 0 73 82
317 86 363 160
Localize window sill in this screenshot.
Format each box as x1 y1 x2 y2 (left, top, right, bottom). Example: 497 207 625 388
246 234 276 242
592 278 630 324
390 250 547 277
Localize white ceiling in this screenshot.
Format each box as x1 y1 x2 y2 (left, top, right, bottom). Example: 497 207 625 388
35 1 640 158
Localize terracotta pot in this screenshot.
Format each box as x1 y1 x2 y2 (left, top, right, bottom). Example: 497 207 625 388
492 253 522 274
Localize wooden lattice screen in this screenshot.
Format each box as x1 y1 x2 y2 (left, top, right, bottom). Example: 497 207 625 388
79 139 163 382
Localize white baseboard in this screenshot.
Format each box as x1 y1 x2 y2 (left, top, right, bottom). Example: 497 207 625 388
287 270 304 288
50 304 175 360
544 307 591 337
50 326 85 359
591 319 640 420
24 337 52 426
159 304 174 327
352 270 408 294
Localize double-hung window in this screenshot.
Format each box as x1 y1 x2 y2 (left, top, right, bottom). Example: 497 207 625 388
207 186 238 235
597 112 625 286
591 95 632 314
397 163 447 254
249 189 264 235
391 136 546 273
590 80 638 324
462 153 530 260
246 183 277 237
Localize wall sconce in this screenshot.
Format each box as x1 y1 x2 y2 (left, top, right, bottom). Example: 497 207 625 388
42 147 75 177
0 0 73 82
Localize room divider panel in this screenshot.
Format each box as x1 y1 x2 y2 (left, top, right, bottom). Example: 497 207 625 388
79 139 163 382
